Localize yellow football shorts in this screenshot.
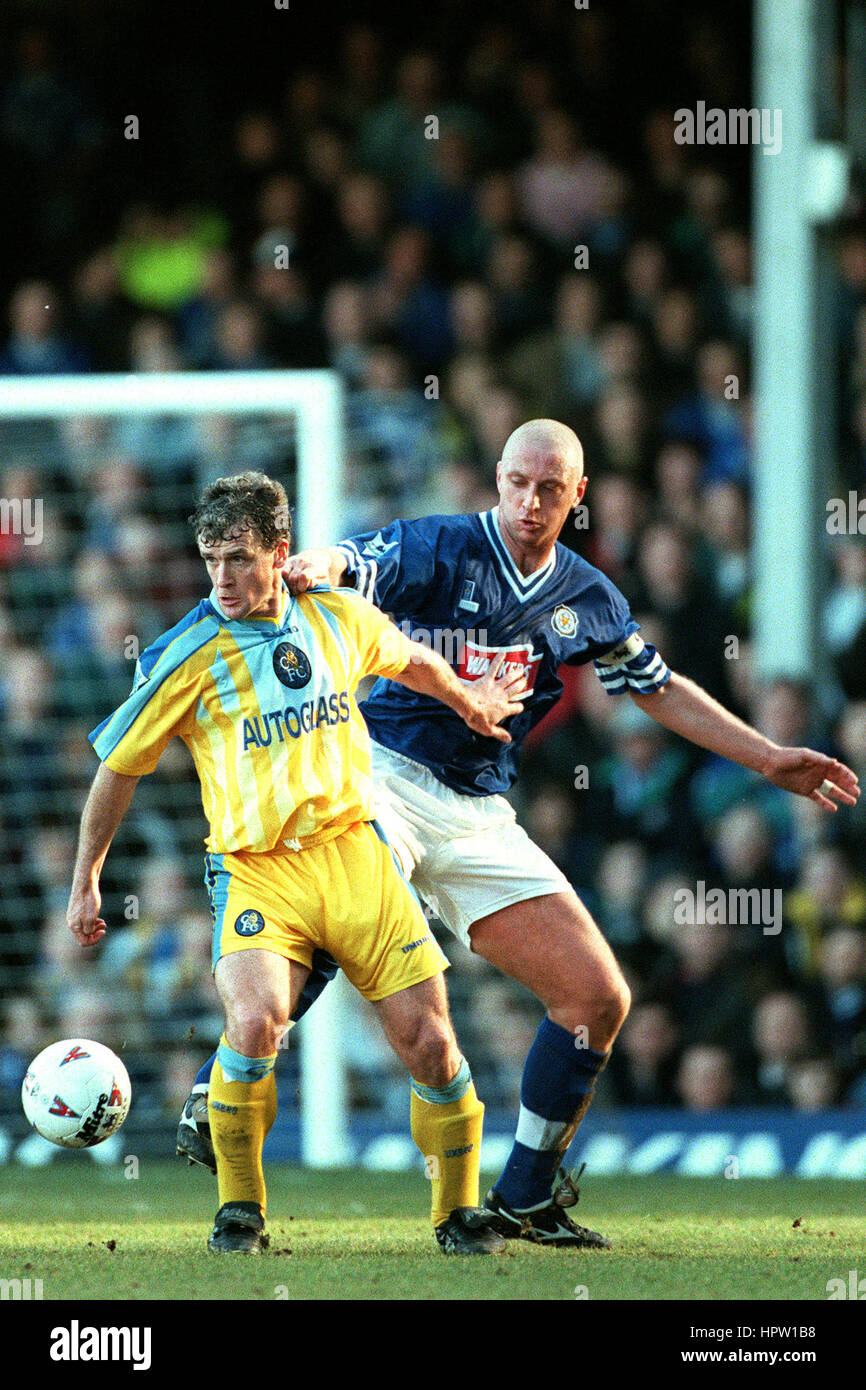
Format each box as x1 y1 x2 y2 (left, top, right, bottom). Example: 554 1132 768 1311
205 819 448 1001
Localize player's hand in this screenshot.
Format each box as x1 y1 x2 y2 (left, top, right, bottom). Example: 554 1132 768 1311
66 882 107 948
762 747 860 812
283 548 337 595
466 654 527 744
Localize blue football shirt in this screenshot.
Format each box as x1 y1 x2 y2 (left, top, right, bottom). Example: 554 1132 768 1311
337 508 671 796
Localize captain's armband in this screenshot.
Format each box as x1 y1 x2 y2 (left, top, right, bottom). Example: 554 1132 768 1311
593 633 671 696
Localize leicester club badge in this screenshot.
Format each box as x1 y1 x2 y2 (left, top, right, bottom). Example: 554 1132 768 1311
552 605 578 638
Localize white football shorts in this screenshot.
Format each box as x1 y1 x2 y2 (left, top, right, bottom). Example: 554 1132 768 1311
370 741 572 948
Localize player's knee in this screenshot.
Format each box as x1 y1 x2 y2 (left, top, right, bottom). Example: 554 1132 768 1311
404 1018 457 1088
595 971 631 1038
556 966 630 1043
224 998 288 1056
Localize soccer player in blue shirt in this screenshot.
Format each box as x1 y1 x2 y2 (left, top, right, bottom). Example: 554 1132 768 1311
179 419 859 1247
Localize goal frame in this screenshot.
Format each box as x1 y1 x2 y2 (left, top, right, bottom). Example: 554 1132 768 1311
0 368 352 1166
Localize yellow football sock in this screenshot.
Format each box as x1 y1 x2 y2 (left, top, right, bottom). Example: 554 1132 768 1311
209 1051 278 1215
410 1061 485 1227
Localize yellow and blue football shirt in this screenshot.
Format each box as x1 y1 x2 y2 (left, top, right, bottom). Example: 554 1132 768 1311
89 583 415 854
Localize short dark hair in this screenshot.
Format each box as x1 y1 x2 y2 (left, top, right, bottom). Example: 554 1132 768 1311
189 471 291 551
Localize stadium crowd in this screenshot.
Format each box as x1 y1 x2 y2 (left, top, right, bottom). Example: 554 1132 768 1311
1 3 865 1155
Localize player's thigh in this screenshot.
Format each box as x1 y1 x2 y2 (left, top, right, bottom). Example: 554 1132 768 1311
469 890 630 1031
413 796 573 947
214 947 309 1038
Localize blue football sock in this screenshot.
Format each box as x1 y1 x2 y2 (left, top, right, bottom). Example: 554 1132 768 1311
195 1055 215 1088
495 1017 607 1210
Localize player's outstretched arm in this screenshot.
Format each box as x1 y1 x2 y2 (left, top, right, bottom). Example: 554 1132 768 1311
66 763 140 948
630 671 860 813
283 547 348 593
395 647 525 744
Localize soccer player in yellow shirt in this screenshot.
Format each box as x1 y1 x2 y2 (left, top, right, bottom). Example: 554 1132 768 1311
65 471 525 1255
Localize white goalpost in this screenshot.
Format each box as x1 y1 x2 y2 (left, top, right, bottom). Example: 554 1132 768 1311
0 368 352 1166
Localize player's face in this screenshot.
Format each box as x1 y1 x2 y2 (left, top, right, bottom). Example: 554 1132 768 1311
197 528 290 619
496 450 586 561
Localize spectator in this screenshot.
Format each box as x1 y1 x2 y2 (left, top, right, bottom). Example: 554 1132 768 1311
606 1001 680 1106
583 472 646 593
749 992 817 1105
814 928 866 1088
666 339 750 485
650 286 702 406
621 238 669 332
369 225 452 369
205 300 273 371
359 51 485 193
485 231 548 348
327 173 392 283
0 280 89 374
787 1058 842 1111
650 921 755 1061
593 840 651 961
833 703 866 854
634 521 732 699
784 846 866 973
677 1045 736 1110
250 172 310 278
516 110 616 249
591 383 655 480
655 440 704 534
507 274 606 418
322 280 373 387
114 206 227 313
402 127 478 248
349 341 445 514
824 540 866 659
176 248 239 367
71 249 134 372
606 1000 681 1106
593 701 697 859
699 480 750 615
250 264 327 369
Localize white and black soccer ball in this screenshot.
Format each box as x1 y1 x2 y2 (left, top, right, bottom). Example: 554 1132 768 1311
21 1039 131 1148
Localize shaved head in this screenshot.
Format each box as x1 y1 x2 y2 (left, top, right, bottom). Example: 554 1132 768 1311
495 417 588 572
501 418 584 479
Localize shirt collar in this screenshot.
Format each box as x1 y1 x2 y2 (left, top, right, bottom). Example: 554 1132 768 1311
479 508 557 602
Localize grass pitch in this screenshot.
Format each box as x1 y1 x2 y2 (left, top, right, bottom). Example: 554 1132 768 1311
0 1162 863 1301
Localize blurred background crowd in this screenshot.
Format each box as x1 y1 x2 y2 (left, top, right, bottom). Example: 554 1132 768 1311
1 0 865 1159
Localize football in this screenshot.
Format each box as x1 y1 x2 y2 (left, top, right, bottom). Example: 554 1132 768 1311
21 1039 131 1148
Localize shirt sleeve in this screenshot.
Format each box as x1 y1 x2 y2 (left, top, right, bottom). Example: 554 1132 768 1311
337 589 416 682
593 629 672 697
336 518 438 612
89 654 203 776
